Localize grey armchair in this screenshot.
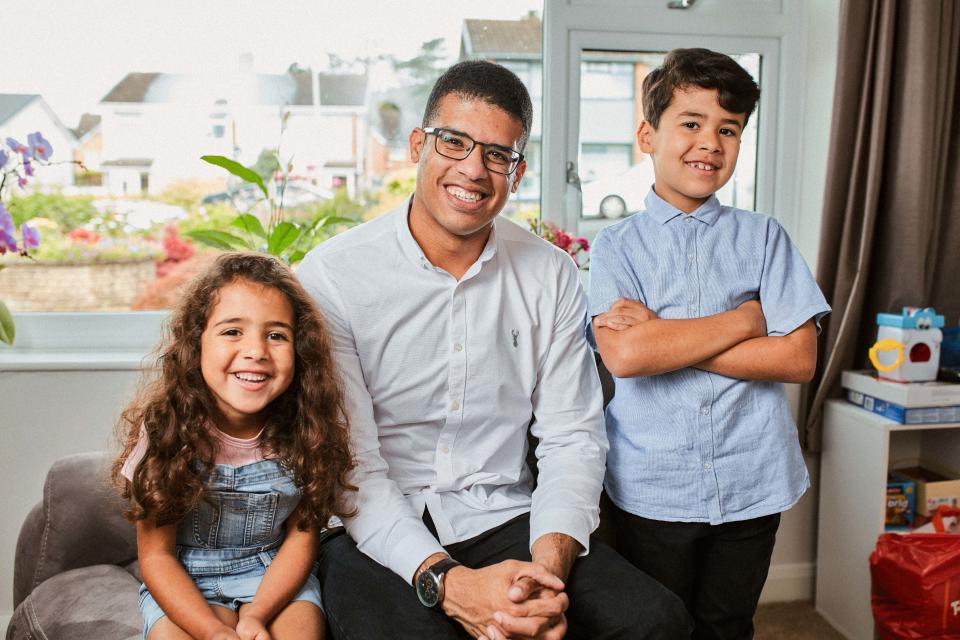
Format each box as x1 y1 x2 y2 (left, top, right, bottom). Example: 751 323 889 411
8 452 142 640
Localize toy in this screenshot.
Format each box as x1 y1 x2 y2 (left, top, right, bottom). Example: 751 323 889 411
869 307 944 382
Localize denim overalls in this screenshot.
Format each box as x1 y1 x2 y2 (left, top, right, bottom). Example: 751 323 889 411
138 459 323 637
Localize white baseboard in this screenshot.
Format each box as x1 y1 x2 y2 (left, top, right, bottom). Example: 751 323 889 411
759 562 815 603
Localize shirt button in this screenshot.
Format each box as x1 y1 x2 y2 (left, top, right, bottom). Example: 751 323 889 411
687 254 695 261
453 343 463 352
704 462 713 470
441 446 450 454
701 407 710 415
450 400 460 411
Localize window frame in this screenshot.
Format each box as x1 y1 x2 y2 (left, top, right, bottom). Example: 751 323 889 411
541 0 808 240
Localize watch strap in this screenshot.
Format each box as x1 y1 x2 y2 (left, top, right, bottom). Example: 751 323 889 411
428 558 461 578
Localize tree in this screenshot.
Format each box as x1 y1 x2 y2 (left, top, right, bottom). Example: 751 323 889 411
392 38 447 98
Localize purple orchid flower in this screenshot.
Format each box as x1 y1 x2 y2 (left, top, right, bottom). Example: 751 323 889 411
0 148 8 168
0 203 14 235
21 223 40 250
23 159 33 177
27 132 53 161
0 207 17 255
0 229 17 255
5 137 27 154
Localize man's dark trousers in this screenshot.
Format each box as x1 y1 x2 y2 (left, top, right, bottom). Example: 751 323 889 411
317 513 691 639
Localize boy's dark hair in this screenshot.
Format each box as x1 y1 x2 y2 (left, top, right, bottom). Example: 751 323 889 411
422 60 533 150
642 48 760 129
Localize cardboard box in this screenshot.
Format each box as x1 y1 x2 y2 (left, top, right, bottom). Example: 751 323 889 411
892 467 960 517
885 475 916 529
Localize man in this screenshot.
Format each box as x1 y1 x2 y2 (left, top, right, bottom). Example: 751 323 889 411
298 60 689 640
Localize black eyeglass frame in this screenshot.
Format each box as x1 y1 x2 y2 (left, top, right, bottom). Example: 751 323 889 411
421 127 525 176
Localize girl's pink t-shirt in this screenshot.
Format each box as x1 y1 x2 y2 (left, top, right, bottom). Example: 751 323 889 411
120 424 265 481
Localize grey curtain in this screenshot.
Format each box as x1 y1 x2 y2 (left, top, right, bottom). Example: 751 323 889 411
801 0 960 451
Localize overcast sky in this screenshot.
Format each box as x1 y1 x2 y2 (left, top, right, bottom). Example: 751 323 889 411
5 0 541 125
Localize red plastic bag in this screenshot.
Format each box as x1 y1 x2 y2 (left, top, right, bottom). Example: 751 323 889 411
871 507 960 639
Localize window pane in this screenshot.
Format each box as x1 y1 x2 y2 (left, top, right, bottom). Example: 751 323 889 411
0 2 543 313
579 50 760 220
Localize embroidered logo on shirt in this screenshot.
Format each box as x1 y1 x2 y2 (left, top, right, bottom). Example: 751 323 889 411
511 329 519 348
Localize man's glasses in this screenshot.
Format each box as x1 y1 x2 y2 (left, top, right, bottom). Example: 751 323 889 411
422 127 524 176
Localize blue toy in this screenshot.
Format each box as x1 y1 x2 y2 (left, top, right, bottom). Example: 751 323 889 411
870 307 945 382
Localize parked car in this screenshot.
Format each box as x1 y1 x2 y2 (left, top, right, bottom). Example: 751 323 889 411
201 182 333 212
580 161 654 219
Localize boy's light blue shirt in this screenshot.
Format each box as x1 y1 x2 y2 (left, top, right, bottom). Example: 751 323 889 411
588 189 831 524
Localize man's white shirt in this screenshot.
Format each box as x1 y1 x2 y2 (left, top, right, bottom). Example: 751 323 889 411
298 197 608 583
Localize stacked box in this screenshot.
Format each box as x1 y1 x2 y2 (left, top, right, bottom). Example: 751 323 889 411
885 474 916 530
891 467 960 517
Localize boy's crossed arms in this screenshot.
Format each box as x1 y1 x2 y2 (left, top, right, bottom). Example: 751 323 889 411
593 297 817 383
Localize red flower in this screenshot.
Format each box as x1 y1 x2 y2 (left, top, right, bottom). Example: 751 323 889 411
68 228 102 245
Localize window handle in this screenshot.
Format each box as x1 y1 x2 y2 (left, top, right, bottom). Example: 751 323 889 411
667 0 696 8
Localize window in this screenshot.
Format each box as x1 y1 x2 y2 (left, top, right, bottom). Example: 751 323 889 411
541 1 810 242
1 1 544 353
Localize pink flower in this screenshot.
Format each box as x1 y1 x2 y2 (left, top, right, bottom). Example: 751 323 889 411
21 223 40 250
576 237 590 252
554 230 573 250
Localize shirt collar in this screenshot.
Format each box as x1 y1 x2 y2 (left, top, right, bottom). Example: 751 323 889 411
644 188 722 226
395 194 499 274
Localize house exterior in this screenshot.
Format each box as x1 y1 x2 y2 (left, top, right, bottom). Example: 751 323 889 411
460 16 543 203
97 69 368 197
0 94 77 188
459 16 652 208
71 113 103 186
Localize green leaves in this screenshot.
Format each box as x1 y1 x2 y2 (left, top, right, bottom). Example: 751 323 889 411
183 229 248 251
196 152 358 265
0 299 15 345
267 222 301 255
231 214 267 240
200 155 269 200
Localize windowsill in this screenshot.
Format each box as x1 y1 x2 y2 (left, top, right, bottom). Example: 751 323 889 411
0 311 168 372
0 349 154 370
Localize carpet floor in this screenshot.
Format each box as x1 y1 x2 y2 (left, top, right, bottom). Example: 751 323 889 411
754 601 846 639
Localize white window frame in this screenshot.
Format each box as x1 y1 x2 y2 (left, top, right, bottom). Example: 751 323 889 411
541 0 808 239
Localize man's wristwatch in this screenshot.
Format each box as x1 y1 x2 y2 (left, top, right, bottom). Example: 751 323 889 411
415 558 461 608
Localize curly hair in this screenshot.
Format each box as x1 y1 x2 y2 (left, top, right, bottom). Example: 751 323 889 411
112 252 355 531
642 48 760 130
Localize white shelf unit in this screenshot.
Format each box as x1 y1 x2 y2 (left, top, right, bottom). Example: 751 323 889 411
816 399 960 639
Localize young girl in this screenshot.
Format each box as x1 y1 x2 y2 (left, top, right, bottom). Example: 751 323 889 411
113 252 355 640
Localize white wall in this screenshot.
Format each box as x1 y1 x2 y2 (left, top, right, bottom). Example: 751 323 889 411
759 0 840 604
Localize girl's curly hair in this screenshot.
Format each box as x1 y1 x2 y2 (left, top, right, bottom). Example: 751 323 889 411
112 252 355 530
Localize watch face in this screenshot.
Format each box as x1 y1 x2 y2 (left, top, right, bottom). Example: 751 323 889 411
416 571 441 608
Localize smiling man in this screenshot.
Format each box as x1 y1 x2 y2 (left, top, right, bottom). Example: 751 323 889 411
297 61 688 640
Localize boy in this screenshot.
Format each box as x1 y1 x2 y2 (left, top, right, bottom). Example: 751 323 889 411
589 48 830 639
